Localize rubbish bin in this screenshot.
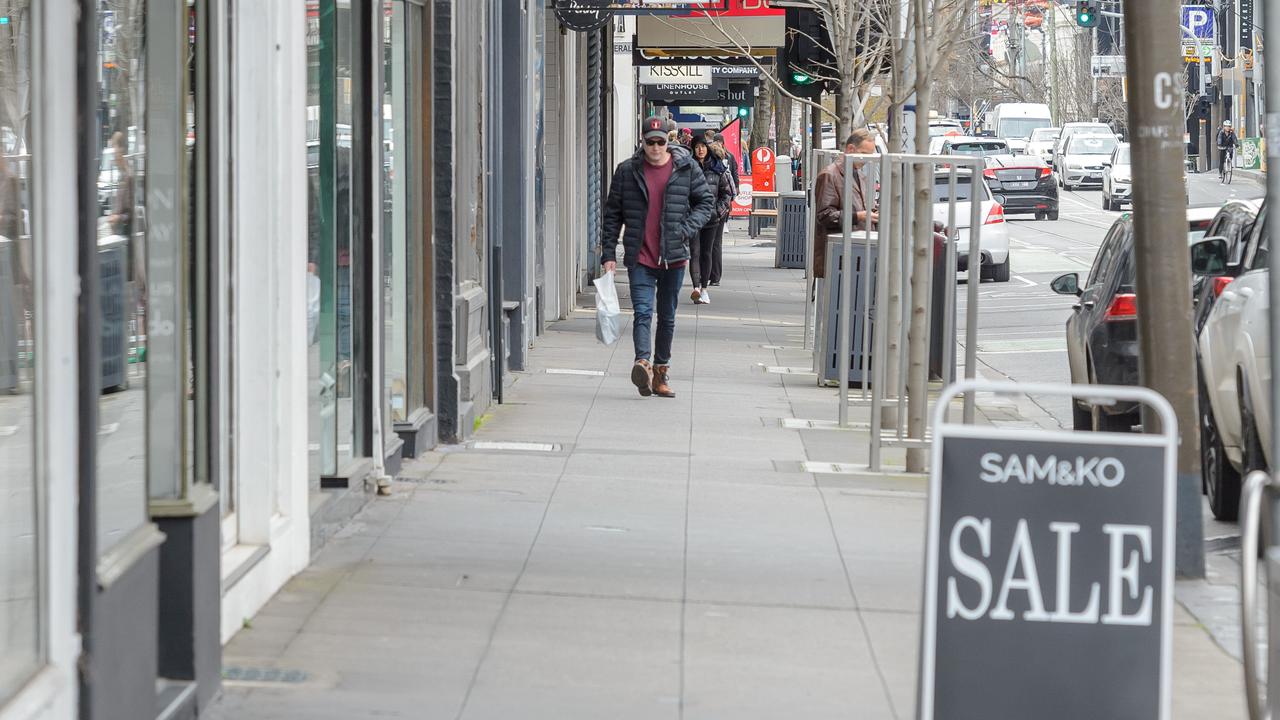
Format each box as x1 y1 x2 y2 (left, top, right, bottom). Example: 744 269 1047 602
821 231 955 387
774 191 807 269
0 236 18 391
821 237 879 386
99 235 130 392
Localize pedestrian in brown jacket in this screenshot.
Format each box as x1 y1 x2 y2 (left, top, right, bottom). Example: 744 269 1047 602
813 129 879 278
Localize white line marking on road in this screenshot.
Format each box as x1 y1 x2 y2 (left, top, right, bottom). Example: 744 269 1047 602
1012 275 1037 287
763 366 817 375
781 418 860 430
0 425 17 437
471 441 561 452
977 348 1068 355
545 368 606 377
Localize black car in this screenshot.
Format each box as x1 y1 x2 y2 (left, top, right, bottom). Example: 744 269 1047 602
1191 200 1262 336
1052 210 1219 431
982 155 1059 221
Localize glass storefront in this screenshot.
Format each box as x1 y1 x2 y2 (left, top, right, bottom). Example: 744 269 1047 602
0 1 41 703
307 0 358 482
384 0 427 431
96 0 149 555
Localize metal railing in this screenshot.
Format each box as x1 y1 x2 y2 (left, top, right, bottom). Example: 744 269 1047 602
802 149 985 470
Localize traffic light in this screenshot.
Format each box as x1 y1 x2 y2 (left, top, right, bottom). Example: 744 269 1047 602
737 107 749 118
783 8 833 99
1075 1 1099 27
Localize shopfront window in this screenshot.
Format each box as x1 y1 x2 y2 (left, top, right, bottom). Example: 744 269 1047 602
384 0 428 432
307 0 357 482
96 0 149 555
384 1 407 426
0 1 41 702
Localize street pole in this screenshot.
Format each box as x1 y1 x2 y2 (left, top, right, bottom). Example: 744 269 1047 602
1120 0 1204 578
1048 2 1059 125
1263 0 1280 710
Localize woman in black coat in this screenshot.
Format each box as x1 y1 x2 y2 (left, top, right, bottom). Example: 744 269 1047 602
688 136 733 304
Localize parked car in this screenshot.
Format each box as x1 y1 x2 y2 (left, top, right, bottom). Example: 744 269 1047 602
939 136 1011 158
1058 134 1119 191
1101 142 1131 211
1192 200 1262 337
1025 127 1060 165
1052 122 1115 179
1196 203 1271 519
982 154 1059 221
932 168 1011 282
1190 200 1261 519
1052 208 1220 431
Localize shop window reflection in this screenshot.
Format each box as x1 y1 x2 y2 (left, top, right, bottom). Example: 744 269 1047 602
96 0 148 555
0 0 41 704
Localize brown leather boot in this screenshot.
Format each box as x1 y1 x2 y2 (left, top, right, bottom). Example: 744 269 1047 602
651 365 675 398
631 360 653 397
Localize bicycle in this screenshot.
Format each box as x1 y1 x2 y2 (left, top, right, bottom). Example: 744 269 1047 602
1220 147 1235 184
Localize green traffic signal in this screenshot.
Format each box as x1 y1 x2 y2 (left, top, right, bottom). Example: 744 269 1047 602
791 71 815 86
737 107 749 118
1075 1 1099 27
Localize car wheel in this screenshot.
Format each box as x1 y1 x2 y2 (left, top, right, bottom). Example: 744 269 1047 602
1200 371 1241 520
1035 212 1047 221
1047 209 1059 221
1073 401 1093 431
991 256 1011 283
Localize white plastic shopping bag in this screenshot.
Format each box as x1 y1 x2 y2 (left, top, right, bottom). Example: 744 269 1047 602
593 271 622 345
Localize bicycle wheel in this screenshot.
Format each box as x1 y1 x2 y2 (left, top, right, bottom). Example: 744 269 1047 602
1225 157 1234 184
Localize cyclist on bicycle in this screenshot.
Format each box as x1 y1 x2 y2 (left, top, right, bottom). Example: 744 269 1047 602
1217 120 1238 174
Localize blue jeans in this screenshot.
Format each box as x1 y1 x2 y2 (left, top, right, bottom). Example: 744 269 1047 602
628 264 684 366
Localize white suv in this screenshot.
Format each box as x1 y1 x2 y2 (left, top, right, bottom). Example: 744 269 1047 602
1198 205 1272 508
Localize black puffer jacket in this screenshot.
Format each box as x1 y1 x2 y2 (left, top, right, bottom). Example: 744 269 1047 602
697 155 735 227
601 144 715 269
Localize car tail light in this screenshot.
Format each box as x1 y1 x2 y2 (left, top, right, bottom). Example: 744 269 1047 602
1104 293 1137 321
1038 167 1052 178
984 204 1005 225
983 168 998 179
1212 276 1233 297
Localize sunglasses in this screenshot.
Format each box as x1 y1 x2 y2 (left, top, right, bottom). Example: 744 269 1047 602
645 138 667 147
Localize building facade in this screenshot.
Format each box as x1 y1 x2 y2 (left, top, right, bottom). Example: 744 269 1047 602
0 2 609 719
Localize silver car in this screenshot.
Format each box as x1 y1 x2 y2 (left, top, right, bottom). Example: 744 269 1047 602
1101 143 1131 210
1059 134 1118 191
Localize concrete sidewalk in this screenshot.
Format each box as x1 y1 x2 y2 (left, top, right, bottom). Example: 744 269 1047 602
208 224 1249 719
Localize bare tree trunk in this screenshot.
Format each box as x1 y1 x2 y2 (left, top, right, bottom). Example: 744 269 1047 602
882 0 912 429
835 83 852 143
775 84 793 153
750 89 774 152
906 0 933 473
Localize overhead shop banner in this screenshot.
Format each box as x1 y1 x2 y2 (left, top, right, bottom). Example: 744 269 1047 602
643 79 753 105
637 65 713 85
636 0 784 49
633 46 777 66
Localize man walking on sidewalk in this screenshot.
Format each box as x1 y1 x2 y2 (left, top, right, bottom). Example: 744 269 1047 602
601 116 715 398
